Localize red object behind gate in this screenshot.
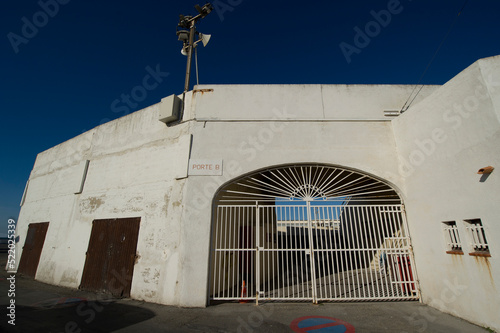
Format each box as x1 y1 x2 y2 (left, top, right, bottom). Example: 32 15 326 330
397 256 415 294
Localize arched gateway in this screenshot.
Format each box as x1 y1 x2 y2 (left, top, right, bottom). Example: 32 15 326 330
209 164 419 303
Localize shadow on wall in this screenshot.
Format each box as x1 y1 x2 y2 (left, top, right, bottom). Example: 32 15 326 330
479 173 492 183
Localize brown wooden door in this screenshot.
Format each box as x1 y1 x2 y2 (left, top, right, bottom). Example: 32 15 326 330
18 222 49 278
80 217 140 297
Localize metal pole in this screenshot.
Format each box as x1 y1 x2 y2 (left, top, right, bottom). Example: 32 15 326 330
184 21 196 94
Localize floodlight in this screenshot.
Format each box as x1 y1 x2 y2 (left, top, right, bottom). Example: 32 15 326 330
177 30 190 42
195 3 213 18
178 15 192 29
202 3 213 14
195 5 204 14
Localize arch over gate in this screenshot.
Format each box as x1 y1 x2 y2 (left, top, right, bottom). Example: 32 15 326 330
209 164 419 303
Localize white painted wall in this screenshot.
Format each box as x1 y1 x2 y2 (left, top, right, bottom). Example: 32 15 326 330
14 56 499 332
192 84 438 120
15 100 193 306
17 83 423 308
392 55 500 331
176 84 433 306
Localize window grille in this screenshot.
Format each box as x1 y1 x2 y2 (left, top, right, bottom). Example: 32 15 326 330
464 219 489 253
442 221 462 252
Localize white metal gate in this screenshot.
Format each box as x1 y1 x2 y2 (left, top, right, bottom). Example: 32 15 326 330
209 165 419 303
210 203 418 303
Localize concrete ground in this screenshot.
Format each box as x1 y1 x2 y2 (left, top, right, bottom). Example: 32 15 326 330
0 253 491 333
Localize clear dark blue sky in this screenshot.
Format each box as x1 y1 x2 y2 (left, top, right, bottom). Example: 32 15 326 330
1 0 500 234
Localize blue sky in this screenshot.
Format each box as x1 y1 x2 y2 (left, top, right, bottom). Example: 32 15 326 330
1 0 500 235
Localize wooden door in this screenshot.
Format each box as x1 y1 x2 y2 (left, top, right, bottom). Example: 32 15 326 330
18 222 49 278
80 217 140 297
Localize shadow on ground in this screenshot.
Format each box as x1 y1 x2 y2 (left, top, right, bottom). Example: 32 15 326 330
1 300 156 333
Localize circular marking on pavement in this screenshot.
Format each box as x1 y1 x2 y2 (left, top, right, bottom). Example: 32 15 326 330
290 316 355 333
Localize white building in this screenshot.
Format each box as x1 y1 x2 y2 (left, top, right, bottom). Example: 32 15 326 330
13 55 500 331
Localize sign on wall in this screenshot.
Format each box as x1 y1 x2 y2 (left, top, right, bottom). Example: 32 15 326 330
188 159 223 176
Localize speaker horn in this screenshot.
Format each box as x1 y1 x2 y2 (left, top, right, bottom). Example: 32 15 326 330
198 33 211 47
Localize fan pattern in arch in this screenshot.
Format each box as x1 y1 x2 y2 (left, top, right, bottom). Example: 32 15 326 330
216 164 400 204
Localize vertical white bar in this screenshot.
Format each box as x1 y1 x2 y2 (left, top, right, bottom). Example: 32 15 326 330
332 205 340 299
212 207 219 298
395 206 409 296
270 206 274 298
321 206 330 299
387 206 399 297
222 207 228 297
256 203 260 302
364 206 378 298
318 207 325 300
290 208 294 298
264 206 268 298
364 206 375 299
450 226 455 249
301 206 308 299
390 207 402 298
312 206 320 300
279 206 285 299
354 206 363 298
357 206 370 299
382 207 396 298
222 206 228 298
297 206 303 299
344 206 354 299
231 206 235 299
365 206 377 299
298 206 306 299
324 206 334 300
264 207 271 293
352 206 365 299
249 205 253 298
339 206 348 299
240 206 244 299
350 206 359 299
292 207 299 298
231 207 236 298
397 206 411 297
316 206 325 300
213 207 220 298
286 206 291 299
476 225 485 248
306 201 317 303
471 226 478 248
236 207 241 299
373 206 389 298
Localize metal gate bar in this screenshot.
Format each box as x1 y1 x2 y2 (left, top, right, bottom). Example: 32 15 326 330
210 204 419 302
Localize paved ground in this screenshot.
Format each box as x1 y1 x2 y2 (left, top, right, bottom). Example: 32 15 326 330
0 253 490 333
